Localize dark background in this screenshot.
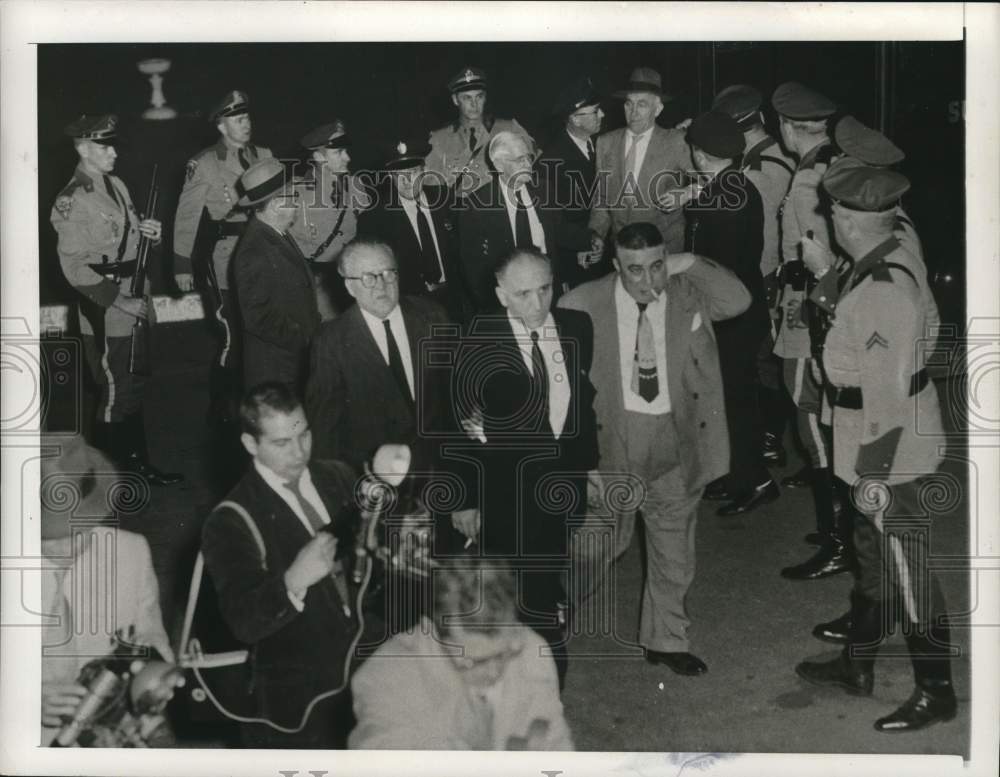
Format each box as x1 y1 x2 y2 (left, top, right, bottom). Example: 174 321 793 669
38 41 965 323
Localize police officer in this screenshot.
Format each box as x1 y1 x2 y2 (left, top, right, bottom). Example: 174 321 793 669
173 90 273 420
712 84 795 469
795 161 957 733
50 115 182 486
288 120 372 319
770 82 852 581
425 66 532 197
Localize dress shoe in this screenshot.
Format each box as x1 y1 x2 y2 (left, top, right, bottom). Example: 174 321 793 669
795 653 873 696
781 465 813 488
812 611 851 644
716 480 780 516
702 479 731 501
781 541 853 580
761 432 787 467
873 686 957 732
645 650 708 676
125 454 185 486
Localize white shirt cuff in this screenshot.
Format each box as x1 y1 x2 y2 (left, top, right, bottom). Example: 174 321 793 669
286 587 306 612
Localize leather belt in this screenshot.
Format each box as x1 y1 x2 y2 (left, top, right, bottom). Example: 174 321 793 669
213 220 247 239
831 369 929 409
88 259 137 279
424 280 448 293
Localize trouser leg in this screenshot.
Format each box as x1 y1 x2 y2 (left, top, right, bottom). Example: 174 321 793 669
720 335 770 493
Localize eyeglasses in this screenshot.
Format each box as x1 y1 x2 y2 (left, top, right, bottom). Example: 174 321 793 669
342 269 400 289
572 107 602 119
450 639 525 670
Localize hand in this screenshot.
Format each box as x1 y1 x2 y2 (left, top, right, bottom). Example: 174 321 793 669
175 273 195 292
372 444 411 487
138 218 162 243
452 508 480 543
665 252 697 276
284 533 337 593
589 231 605 257
576 250 599 269
460 408 486 443
116 294 147 320
675 117 693 131
800 234 834 277
41 682 88 728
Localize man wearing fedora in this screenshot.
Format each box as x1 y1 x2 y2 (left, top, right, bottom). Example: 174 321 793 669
425 66 532 197
288 120 372 320
232 158 320 393
539 76 608 289
358 138 465 321
173 90 273 426
589 67 692 256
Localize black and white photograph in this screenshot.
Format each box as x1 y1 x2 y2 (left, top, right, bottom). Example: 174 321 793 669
1 3 997 776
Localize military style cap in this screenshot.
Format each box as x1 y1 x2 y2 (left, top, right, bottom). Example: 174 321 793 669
553 76 602 117
384 138 432 171
448 66 487 94
686 110 746 159
210 90 250 122
834 115 905 166
63 114 119 144
771 82 837 120
300 121 351 150
613 66 668 99
712 84 763 128
822 157 910 212
237 157 294 206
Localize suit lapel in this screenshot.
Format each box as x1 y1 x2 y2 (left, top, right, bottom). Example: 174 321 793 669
664 278 695 407
595 276 624 420
343 305 389 381
638 127 664 193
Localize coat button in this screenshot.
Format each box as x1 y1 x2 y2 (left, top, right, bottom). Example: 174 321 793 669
693 358 699 366
700 421 706 428
692 392 699 399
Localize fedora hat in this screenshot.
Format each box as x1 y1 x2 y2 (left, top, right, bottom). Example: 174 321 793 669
613 67 670 100
237 158 294 207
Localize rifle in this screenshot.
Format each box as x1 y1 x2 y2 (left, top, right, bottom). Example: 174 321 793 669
128 166 158 377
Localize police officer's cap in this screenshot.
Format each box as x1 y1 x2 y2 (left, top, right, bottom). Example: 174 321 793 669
686 110 746 159
834 115 905 166
554 76 602 117
771 82 837 120
301 121 351 151
237 158 295 207
64 114 119 145
449 66 488 94
822 157 910 212
712 85 763 128
384 138 432 171
210 90 250 122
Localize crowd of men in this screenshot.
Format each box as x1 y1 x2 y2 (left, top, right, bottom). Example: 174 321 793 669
43 63 956 749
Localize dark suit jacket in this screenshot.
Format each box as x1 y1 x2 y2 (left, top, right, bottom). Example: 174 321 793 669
232 218 320 390
454 309 598 558
200 459 358 731
305 296 454 472
357 184 466 321
455 175 585 314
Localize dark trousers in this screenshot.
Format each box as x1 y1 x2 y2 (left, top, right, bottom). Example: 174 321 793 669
718 330 770 491
82 334 145 423
239 694 354 749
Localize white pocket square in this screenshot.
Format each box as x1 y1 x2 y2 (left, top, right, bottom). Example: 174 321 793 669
690 312 703 332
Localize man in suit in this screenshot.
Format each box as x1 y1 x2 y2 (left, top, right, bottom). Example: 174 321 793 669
455 131 587 313
232 158 321 393
450 249 598 688
685 110 779 516
558 222 750 676
201 382 403 748
305 238 452 473
358 138 465 321
589 67 691 256
538 76 607 289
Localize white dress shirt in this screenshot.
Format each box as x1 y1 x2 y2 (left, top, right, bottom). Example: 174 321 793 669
500 183 547 254
508 312 570 438
615 275 671 414
566 128 593 159
359 304 415 398
399 192 446 282
623 126 654 180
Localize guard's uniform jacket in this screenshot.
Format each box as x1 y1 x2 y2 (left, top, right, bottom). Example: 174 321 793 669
288 168 371 265
50 164 143 339
741 135 794 279
425 115 531 195
173 139 273 289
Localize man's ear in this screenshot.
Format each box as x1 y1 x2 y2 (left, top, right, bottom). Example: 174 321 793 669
612 256 621 275
451 94 460 108
311 149 325 165
654 98 664 119
494 283 508 309
240 433 258 459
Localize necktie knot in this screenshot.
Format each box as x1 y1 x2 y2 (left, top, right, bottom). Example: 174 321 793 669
637 302 649 314
530 329 539 343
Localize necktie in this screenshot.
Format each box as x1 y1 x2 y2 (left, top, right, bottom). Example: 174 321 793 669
514 189 534 250
468 127 477 153
631 302 659 402
415 205 443 284
284 477 326 532
383 319 414 405
530 330 551 430
237 147 250 171
464 689 495 750
624 133 639 178
586 138 596 163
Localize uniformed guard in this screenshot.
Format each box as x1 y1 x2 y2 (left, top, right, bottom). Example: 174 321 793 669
172 90 273 420
50 114 182 486
287 120 372 319
769 82 853 581
425 66 532 197
795 162 957 733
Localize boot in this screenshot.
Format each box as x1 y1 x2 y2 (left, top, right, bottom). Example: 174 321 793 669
762 431 787 468
796 595 884 696
874 625 957 732
121 412 184 486
813 609 851 644
782 469 853 579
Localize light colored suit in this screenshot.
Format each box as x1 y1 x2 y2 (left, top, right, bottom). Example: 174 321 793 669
558 258 750 651
588 125 691 252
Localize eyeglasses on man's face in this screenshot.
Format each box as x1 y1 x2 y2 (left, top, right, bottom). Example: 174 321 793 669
342 269 400 289
572 107 602 119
